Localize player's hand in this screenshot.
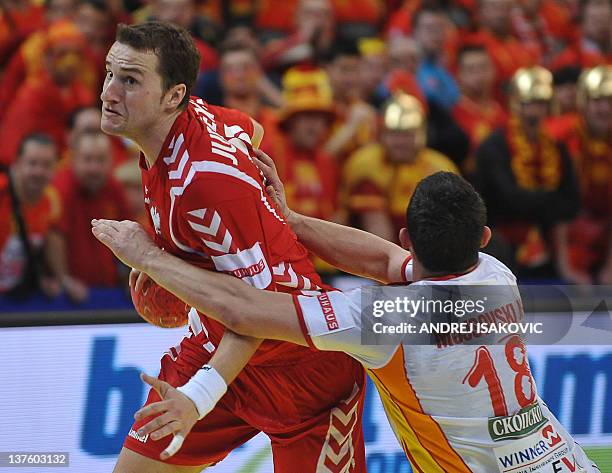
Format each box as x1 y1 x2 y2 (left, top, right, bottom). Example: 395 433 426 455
129 268 150 294
134 373 199 461
91 219 161 272
253 149 292 219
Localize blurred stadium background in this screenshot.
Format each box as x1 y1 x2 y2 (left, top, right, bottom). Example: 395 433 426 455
0 0 610 470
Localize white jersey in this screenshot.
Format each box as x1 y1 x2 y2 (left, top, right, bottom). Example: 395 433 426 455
293 253 599 473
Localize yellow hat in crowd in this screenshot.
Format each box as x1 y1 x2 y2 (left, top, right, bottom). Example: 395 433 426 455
358 37 386 57
577 65 612 108
510 66 554 104
278 67 336 127
382 93 425 131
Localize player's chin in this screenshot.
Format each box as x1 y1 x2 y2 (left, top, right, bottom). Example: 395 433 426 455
100 116 125 135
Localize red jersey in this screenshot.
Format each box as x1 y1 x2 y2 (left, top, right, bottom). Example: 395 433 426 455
140 98 328 365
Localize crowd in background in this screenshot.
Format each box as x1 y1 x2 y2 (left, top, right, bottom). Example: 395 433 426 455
0 0 610 302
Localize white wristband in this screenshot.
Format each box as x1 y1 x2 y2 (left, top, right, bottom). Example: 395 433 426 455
177 365 227 419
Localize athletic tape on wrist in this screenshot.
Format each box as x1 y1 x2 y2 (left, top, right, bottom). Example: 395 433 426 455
177 365 228 419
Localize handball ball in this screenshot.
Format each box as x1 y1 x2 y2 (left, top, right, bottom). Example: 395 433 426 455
131 277 189 328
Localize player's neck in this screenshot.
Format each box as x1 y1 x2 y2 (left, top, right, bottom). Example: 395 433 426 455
137 109 183 169
415 263 478 281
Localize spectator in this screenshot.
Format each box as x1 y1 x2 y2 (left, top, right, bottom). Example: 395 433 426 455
114 158 147 228
145 0 219 72
0 134 60 299
323 40 377 159
262 0 336 73
254 0 300 40
263 68 338 222
388 35 421 74
217 42 280 149
475 66 580 278
65 106 136 167
0 21 94 166
45 0 77 22
372 44 470 173
510 0 560 64
0 2 103 119
343 93 458 242
551 0 612 68
554 66 611 283
48 131 131 302
0 0 45 67
472 0 535 103
358 37 390 108
332 0 384 41
0 0 114 116
384 0 424 38
553 65 582 116
73 0 115 77
545 65 582 137
413 5 460 110
452 44 507 175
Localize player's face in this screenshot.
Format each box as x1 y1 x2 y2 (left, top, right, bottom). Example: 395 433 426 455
101 42 166 140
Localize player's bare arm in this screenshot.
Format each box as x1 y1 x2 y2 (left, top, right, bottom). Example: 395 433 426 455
255 150 410 283
92 219 305 343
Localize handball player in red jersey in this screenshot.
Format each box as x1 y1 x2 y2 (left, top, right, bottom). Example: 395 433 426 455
99 22 366 473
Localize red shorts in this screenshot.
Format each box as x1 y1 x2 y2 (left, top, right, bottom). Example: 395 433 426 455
124 336 366 472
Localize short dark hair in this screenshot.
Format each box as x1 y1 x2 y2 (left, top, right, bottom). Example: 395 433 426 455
219 41 258 61
322 38 360 64
553 65 582 86
407 172 486 273
17 133 57 159
116 22 200 109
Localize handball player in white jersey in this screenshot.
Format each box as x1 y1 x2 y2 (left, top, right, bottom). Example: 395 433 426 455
94 155 600 473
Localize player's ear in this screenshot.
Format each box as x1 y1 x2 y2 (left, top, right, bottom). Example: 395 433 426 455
480 226 492 248
165 83 187 110
399 228 412 251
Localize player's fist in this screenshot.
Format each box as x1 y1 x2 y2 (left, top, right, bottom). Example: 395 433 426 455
130 271 189 328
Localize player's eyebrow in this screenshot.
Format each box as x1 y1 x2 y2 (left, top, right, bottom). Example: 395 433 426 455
105 61 146 76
